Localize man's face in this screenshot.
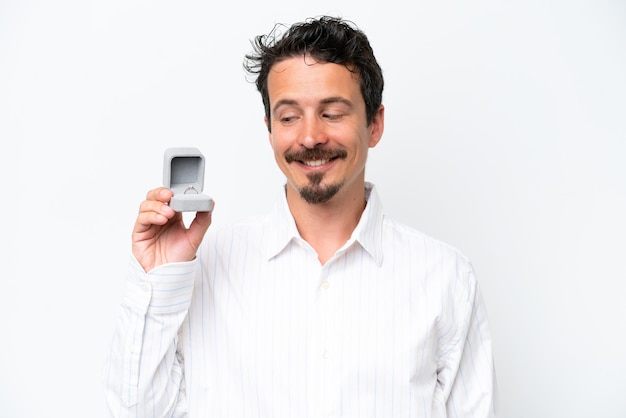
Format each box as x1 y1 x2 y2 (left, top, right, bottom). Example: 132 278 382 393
266 55 384 204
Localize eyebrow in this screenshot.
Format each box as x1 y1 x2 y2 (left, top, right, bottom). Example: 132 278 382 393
272 99 298 115
272 97 354 115
321 96 354 108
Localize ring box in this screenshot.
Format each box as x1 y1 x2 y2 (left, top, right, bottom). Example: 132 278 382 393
163 147 214 212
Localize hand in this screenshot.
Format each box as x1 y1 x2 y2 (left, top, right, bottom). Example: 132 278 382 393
131 187 213 272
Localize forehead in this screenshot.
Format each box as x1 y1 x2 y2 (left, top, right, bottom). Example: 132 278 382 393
267 56 361 103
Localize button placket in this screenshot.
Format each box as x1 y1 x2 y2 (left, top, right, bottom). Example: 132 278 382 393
317 264 343 416
319 271 329 359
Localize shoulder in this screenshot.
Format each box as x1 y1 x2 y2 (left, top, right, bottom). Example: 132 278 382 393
384 216 470 261
381 215 476 286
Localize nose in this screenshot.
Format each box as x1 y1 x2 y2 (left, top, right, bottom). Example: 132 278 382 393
300 115 328 149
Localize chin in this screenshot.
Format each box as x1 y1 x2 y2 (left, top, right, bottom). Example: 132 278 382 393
298 182 343 204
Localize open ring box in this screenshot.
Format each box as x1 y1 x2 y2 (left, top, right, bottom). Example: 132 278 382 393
163 147 214 212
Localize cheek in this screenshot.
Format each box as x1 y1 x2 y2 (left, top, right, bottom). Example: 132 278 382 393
271 140 286 158
271 141 291 168
269 130 297 154
268 132 283 153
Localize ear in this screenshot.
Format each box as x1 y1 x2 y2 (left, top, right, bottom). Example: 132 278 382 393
264 116 273 145
368 105 385 148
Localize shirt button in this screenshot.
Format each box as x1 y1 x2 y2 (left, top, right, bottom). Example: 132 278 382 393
321 350 329 359
320 280 330 290
141 282 150 292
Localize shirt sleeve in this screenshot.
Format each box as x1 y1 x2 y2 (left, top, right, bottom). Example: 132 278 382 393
436 262 498 417
103 255 196 418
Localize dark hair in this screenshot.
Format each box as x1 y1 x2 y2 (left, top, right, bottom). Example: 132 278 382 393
243 16 384 130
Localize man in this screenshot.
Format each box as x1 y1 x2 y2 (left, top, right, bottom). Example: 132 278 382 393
104 15 498 417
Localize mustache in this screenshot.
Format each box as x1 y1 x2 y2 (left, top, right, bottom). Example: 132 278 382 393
285 147 348 163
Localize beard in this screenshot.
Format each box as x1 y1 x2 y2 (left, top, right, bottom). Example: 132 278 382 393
285 146 348 204
299 173 343 204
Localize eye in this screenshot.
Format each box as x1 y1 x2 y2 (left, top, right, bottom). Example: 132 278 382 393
272 102 301 125
321 102 350 120
322 112 344 120
277 112 299 124
280 115 297 124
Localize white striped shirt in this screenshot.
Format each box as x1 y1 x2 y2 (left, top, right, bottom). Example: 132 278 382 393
104 183 497 417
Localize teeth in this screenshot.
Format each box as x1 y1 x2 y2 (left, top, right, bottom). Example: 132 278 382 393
303 159 330 167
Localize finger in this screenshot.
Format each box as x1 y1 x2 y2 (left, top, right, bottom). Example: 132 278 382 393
134 199 176 234
138 198 175 218
145 187 174 203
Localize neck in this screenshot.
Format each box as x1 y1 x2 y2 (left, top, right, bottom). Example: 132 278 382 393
286 183 367 265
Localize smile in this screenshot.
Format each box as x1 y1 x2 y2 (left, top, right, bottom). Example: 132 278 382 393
302 159 332 167
285 148 348 167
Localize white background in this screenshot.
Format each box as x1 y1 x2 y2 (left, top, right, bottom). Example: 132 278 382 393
1 0 625 417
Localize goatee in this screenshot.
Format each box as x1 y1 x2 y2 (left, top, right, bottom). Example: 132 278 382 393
299 174 343 204
285 146 347 204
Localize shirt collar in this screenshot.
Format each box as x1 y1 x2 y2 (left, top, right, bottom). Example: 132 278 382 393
265 182 384 266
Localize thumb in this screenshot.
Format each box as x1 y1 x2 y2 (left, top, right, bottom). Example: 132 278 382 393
186 208 213 248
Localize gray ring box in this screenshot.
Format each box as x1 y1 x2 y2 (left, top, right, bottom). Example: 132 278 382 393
163 147 214 212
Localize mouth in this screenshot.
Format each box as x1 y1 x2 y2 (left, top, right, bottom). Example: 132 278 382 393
286 148 347 168
301 158 333 167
